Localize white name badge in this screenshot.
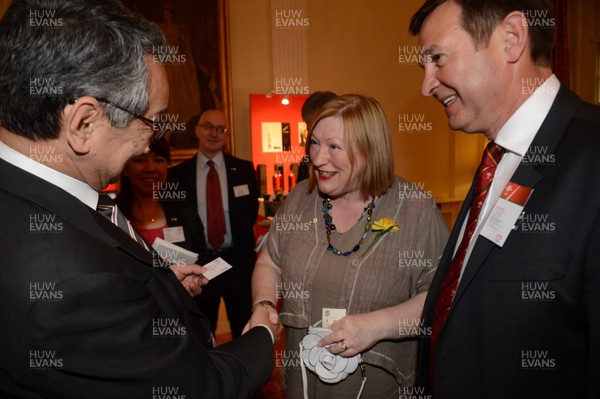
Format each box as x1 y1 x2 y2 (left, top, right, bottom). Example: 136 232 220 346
481 182 534 247
233 184 250 198
163 226 185 243
202 257 233 280
152 237 198 265
322 308 346 329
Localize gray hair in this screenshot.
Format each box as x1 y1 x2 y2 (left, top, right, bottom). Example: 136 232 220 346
0 0 167 140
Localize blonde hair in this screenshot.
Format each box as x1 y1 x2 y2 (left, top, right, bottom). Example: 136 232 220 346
307 94 395 199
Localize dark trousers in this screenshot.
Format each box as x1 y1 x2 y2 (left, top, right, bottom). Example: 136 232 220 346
195 250 254 338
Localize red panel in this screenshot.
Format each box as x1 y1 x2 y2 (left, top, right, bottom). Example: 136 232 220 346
250 94 308 194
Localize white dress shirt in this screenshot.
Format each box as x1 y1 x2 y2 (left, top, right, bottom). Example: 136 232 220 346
195 151 233 248
0 140 99 209
456 74 561 280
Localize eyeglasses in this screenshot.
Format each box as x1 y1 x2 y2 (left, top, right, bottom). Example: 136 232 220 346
69 97 168 141
198 122 228 134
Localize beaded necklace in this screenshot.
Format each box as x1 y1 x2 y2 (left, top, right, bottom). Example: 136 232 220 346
322 197 375 256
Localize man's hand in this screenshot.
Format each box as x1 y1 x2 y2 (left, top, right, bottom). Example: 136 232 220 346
169 264 209 297
243 305 282 343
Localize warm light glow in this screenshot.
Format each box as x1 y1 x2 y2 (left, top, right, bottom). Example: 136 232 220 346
281 96 289 105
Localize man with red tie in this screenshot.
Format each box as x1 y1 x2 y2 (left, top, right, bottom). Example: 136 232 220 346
169 109 259 338
410 1 600 398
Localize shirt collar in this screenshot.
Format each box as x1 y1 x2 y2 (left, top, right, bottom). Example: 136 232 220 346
0 140 99 209
494 74 560 156
197 151 225 170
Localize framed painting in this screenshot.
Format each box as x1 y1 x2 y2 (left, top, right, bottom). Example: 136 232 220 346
121 0 233 162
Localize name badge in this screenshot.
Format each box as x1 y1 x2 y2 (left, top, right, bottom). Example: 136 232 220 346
233 184 250 198
163 226 186 243
322 308 346 328
481 182 534 247
202 257 233 280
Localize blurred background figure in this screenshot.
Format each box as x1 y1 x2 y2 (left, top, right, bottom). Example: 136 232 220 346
169 109 259 338
117 137 206 257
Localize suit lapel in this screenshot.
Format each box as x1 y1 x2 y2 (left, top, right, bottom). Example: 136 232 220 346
450 85 581 309
0 159 154 266
86 207 155 264
224 154 239 204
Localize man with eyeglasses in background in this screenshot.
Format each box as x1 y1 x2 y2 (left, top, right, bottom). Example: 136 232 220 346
169 109 260 339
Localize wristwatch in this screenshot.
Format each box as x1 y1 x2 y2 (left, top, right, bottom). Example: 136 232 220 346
253 299 276 311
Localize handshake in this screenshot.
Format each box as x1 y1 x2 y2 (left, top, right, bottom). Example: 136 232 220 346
243 300 283 343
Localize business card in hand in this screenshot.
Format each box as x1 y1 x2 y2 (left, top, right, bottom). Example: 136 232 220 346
202 257 233 280
152 237 199 265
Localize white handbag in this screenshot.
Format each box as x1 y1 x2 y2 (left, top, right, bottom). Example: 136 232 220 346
299 323 366 399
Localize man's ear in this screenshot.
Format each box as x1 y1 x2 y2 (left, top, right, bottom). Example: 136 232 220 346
64 96 105 155
501 11 529 63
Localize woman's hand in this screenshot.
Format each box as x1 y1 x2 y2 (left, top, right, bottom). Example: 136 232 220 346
316 292 429 357
317 313 383 357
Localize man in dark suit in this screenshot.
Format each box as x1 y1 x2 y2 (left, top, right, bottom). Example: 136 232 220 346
168 110 259 338
409 1 600 398
0 1 279 397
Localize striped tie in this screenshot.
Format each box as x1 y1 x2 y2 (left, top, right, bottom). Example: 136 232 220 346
429 141 505 386
96 194 149 250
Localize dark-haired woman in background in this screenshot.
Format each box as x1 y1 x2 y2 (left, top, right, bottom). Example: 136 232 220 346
117 138 207 258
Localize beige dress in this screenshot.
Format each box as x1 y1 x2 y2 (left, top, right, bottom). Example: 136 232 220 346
284 210 400 398
267 177 449 398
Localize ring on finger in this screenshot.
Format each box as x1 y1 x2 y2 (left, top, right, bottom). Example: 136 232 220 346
339 341 348 351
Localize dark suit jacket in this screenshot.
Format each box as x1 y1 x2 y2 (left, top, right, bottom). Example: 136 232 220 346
0 159 273 398
167 153 259 266
418 86 600 398
163 201 208 261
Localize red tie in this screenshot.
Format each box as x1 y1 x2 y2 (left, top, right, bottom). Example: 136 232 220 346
430 141 505 385
206 160 226 248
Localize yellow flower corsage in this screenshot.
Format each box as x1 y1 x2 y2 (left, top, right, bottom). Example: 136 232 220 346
364 217 399 254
